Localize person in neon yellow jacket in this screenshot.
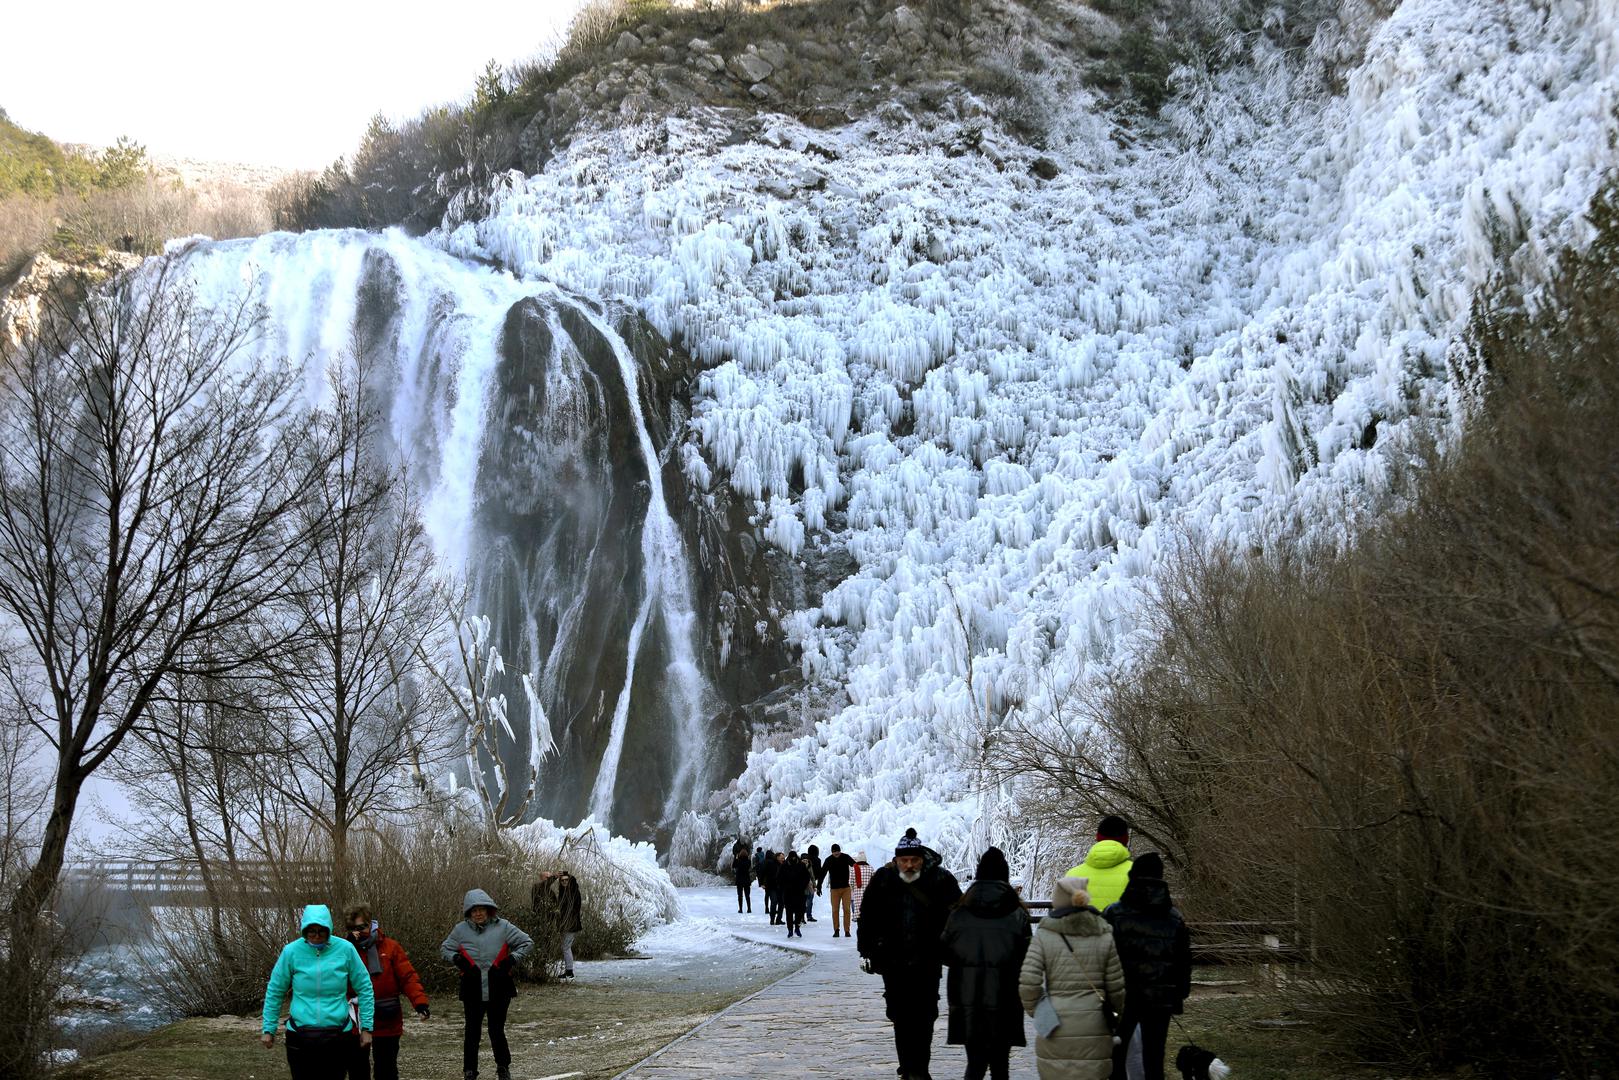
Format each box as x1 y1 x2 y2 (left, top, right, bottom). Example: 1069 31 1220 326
260 903 375 1079
1065 815 1134 913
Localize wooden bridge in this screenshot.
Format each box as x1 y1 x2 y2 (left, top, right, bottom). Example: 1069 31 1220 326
61 858 331 908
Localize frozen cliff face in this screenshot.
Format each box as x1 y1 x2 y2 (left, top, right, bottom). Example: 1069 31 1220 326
439 0 1619 865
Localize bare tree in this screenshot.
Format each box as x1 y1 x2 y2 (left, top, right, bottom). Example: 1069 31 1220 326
421 606 555 840
0 260 318 1069
251 353 454 899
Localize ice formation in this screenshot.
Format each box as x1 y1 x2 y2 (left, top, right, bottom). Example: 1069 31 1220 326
435 0 1619 866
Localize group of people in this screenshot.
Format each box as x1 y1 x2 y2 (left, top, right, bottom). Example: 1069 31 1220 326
733 839 859 938
858 817 1190 1080
259 874 585 1080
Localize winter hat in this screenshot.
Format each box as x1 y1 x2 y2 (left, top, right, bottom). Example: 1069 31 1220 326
1130 852 1165 880
895 827 925 858
1052 875 1090 908
975 846 1011 883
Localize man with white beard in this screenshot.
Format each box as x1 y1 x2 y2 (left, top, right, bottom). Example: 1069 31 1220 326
857 828 964 1080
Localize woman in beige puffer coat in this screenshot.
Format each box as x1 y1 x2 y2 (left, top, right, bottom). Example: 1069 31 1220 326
1018 877 1126 1080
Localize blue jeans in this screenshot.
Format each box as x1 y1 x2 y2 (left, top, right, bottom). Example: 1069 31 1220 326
805 890 815 918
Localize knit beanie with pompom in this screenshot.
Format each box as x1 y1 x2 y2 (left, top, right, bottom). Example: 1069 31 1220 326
1052 875 1091 909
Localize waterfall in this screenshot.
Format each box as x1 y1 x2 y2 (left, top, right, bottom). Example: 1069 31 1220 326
164 228 716 836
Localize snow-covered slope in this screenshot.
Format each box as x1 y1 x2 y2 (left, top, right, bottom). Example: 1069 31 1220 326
439 0 1618 864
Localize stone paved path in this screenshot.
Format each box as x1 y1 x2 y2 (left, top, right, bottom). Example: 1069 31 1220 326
617 888 1039 1079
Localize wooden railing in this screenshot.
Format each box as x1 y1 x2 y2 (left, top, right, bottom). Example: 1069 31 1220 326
1024 901 1308 962
61 859 331 907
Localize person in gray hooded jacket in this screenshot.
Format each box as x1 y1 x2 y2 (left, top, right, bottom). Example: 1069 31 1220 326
441 888 533 1080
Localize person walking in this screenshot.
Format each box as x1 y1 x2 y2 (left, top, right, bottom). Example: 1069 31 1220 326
804 844 824 922
780 850 812 938
1102 854 1190 1080
857 827 963 1080
1064 815 1134 913
942 847 1033 1080
341 905 429 1080
733 847 754 913
442 888 534 1080
534 871 585 980
820 843 857 938
759 849 780 924
1018 877 1126 1080
260 904 375 1080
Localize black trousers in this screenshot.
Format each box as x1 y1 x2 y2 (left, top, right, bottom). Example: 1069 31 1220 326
285 1027 352 1080
964 1038 1011 1080
1113 1006 1174 1080
736 880 752 911
785 896 806 930
882 967 941 1077
463 996 512 1072
345 1034 400 1080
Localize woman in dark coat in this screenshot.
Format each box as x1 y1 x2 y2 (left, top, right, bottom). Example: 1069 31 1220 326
942 846 1033 1080
1103 852 1191 1080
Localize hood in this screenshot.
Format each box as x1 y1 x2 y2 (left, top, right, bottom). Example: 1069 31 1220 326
299 904 333 933
1084 840 1132 870
1118 876 1173 911
1041 906 1112 937
962 879 1023 918
462 888 500 918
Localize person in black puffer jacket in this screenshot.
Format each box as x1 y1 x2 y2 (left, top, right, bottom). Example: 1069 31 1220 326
858 828 964 1080
942 847 1032 1080
1103 853 1191 1080
779 851 813 938
758 850 780 923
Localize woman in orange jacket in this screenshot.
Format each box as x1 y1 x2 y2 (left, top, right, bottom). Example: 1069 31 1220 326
343 904 429 1080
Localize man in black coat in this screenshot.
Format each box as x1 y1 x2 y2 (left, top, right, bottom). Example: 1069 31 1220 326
1103 852 1191 1080
857 828 963 1080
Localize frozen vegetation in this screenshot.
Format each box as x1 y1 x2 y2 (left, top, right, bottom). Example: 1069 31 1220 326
433 0 1619 865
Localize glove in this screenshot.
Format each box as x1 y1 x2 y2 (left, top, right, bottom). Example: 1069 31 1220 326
415 1004 430 1020
452 954 474 974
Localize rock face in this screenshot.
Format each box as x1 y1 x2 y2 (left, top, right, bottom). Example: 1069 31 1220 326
0 250 142 351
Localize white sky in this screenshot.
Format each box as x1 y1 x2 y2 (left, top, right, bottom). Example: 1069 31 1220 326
0 0 591 169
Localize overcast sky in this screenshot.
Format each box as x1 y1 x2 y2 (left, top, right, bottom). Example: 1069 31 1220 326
0 0 590 169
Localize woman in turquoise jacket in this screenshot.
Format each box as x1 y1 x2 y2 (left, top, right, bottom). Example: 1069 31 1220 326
261 904 375 1080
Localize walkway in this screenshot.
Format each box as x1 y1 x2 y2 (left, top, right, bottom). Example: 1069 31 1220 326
619 888 1038 1079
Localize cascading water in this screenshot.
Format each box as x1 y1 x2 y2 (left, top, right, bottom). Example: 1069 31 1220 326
166 228 721 837
584 310 712 826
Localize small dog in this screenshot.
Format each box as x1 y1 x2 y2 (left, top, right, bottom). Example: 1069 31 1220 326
1176 1042 1231 1080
